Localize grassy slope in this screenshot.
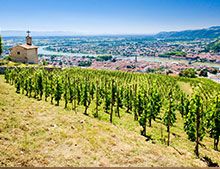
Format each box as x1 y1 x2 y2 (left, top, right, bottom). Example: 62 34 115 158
0 60 39 67
0 75 219 167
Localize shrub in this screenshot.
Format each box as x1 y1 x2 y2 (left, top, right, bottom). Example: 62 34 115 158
96 55 112 62
78 60 92 67
179 68 197 78
4 56 12 61
199 69 208 77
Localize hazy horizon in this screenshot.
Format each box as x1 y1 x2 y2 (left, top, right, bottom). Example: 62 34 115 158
0 30 155 36
1 0 220 35
1 25 220 37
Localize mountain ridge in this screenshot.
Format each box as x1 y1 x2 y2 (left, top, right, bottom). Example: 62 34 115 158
155 26 220 39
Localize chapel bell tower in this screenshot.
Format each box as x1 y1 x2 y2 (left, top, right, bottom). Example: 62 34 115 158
26 30 32 46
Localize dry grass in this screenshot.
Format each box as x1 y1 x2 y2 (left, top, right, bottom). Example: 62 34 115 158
0 60 39 67
177 81 193 95
0 75 219 167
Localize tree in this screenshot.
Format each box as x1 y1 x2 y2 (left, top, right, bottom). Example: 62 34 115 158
184 94 205 157
115 86 123 118
159 51 187 58
37 71 44 100
96 55 112 62
24 77 29 96
93 80 102 118
207 95 220 151
44 75 51 101
147 86 162 127
54 76 63 106
179 68 197 78
133 84 139 121
124 87 133 113
82 79 92 115
0 36 3 56
199 69 208 77
4 69 10 83
76 82 82 105
139 91 148 137
110 80 117 123
15 76 21 93
137 91 144 117
63 76 69 109
178 93 190 118
163 90 177 146
104 80 111 115
27 76 33 98
69 77 77 112
50 74 55 104
139 111 147 137
33 72 39 99
78 60 92 67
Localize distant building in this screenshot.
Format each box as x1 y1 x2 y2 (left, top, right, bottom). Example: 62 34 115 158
10 31 38 64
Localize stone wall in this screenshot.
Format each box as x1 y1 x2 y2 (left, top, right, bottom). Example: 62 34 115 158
10 46 38 64
10 46 27 63
27 48 38 64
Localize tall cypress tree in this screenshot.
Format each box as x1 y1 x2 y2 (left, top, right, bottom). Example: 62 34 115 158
0 36 3 56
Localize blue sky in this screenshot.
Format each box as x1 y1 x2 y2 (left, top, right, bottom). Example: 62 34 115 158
1 0 220 34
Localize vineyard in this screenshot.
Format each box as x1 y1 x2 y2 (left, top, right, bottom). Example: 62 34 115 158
1 67 220 166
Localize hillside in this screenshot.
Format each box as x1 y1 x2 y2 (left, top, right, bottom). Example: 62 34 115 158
206 39 220 53
155 26 220 39
0 70 220 167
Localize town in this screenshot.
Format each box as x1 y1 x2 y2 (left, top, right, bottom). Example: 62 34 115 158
1 35 220 82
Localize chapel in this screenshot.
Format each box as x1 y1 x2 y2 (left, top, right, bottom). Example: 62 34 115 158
10 31 38 64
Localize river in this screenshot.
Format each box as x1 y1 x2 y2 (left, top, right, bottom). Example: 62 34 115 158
38 46 220 68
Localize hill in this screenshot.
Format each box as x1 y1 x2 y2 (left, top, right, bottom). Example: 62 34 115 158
206 39 220 53
0 67 220 167
155 26 220 39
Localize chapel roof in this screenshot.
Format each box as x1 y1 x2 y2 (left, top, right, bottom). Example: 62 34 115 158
18 44 38 49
